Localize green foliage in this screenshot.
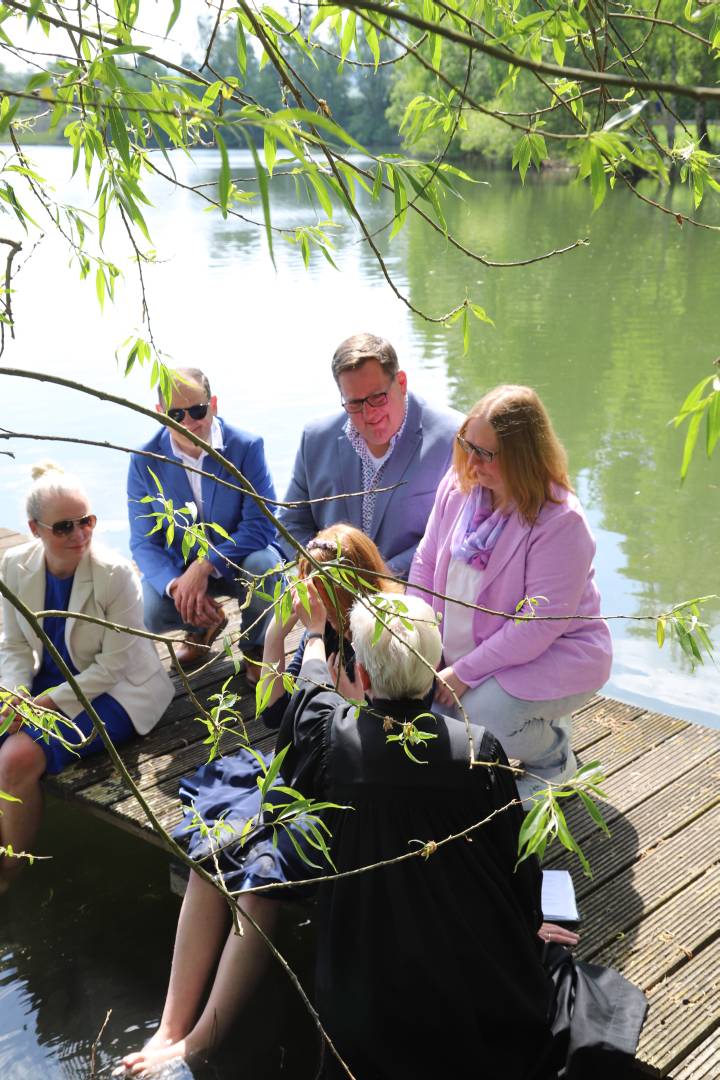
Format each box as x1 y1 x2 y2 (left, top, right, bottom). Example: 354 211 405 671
673 364 720 477
250 744 347 871
655 596 718 668
0 0 719 885
196 678 248 763
384 712 439 764
135 466 232 567
517 762 610 877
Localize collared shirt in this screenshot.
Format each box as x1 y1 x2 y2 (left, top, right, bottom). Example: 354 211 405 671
170 416 224 521
166 417 224 592
344 399 408 535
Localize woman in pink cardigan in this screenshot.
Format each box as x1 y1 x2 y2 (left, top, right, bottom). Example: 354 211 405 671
408 385 612 802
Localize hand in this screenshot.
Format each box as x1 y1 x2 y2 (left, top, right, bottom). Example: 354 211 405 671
32 694 59 719
292 580 327 635
170 561 218 627
0 693 23 734
328 652 366 701
434 666 469 708
538 922 580 947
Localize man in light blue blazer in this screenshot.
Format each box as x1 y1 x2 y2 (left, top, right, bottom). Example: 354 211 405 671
128 368 280 671
277 334 462 578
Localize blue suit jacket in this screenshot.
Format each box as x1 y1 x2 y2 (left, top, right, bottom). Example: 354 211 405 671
127 419 277 596
277 393 462 577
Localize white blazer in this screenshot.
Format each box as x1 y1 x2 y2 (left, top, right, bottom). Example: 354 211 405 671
0 540 174 734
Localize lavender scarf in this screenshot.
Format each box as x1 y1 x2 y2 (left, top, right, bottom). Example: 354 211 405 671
450 486 509 569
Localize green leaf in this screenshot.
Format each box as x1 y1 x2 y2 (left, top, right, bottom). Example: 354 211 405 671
341 11 357 61
389 166 408 240
372 163 384 201
258 742 289 798
590 146 606 210
656 617 666 648
365 23 380 69
236 18 248 78
243 133 274 267
216 131 230 218
107 104 131 168
95 267 106 311
264 129 277 177
577 790 610 836
680 409 704 481
166 0 182 33
603 100 650 131
706 387 720 457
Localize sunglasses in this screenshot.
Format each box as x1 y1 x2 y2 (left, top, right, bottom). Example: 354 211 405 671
167 402 210 424
36 514 97 537
456 433 499 464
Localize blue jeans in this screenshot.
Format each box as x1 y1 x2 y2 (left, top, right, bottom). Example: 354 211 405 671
142 545 282 647
444 677 596 805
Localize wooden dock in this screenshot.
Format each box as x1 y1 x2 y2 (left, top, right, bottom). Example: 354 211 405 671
1 528 719 1077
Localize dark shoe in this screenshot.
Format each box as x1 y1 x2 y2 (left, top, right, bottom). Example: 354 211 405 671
242 645 264 687
174 616 229 670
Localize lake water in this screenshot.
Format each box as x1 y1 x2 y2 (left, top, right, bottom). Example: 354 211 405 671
0 146 718 1076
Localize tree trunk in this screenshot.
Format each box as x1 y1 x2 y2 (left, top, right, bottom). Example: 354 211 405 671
696 99 712 152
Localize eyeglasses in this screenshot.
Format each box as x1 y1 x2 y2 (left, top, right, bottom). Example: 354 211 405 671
36 514 97 537
341 379 394 415
456 434 499 464
167 402 210 424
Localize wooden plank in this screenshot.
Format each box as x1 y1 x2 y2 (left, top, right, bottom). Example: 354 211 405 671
72 709 274 812
636 935 720 1077
544 753 720 895
561 725 720 842
575 708 687 776
102 727 279 838
46 661 255 797
575 804 720 961
591 864 720 990
671 1027 720 1079
570 697 648 753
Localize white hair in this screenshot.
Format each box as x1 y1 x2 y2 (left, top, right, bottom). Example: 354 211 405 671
350 593 442 700
26 460 88 521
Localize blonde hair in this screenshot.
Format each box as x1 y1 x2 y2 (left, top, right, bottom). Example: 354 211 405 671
26 460 88 521
350 593 441 699
453 385 572 523
298 524 400 627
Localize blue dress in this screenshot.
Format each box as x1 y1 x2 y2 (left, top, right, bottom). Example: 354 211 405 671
174 626 350 894
1 569 134 775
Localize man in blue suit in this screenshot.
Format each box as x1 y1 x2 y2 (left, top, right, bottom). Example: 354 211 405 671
128 368 280 672
277 333 461 578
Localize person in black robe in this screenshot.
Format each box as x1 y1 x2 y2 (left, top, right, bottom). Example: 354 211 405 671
279 586 647 1080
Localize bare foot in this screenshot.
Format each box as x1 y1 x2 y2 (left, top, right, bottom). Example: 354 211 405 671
117 1036 190 1076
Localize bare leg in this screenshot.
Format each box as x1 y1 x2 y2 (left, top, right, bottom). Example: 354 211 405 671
121 878 278 1074
138 872 231 1049
0 733 47 891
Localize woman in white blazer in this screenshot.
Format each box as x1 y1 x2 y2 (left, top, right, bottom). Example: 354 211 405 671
0 462 173 888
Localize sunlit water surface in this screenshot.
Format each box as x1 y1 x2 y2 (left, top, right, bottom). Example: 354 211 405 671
0 146 718 1076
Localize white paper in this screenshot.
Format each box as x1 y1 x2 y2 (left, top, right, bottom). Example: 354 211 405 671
541 870 579 923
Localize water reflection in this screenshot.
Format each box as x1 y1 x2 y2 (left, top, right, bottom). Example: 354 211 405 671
0 145 718 1079
1 150 717 724
401 170 719 720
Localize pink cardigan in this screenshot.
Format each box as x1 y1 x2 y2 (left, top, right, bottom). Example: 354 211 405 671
407 470 612 701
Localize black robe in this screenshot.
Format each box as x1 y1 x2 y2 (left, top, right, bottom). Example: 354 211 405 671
275 659 646 1080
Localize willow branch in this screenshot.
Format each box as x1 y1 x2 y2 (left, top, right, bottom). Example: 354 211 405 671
0 424 405 507
338 0 720 101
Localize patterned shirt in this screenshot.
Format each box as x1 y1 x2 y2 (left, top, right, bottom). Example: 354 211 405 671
344 400 408 534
